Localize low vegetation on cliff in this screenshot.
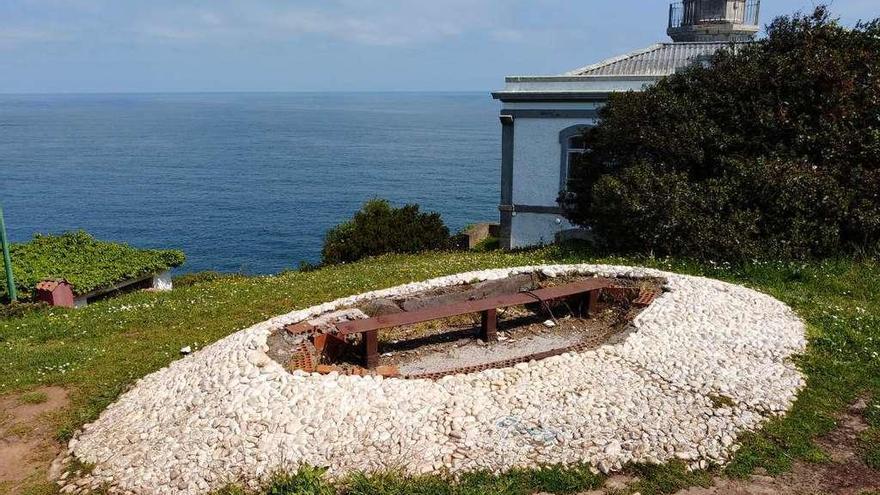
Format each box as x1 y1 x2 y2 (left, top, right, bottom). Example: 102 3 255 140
0 231 184 302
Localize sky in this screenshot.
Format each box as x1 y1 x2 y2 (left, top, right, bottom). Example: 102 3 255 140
0 0 875 93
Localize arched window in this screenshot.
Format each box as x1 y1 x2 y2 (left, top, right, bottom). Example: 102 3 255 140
559 125 592 191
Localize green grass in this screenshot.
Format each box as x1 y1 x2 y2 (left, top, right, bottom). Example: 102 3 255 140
215 464 604 495
1 244 879 494
624 462 713 495
18 390 48 405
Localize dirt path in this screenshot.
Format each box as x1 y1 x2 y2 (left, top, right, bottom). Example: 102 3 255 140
0 386 69 494
675 398 878 495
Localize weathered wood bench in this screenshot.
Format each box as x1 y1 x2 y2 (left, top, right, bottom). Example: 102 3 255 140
333 278 614 368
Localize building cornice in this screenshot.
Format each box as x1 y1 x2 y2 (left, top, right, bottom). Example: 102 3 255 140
503 75 663 83
491 91 618 102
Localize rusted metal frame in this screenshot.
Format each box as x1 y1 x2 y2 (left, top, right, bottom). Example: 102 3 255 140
335 278 614 336
335 278 614 369
287 285 654 377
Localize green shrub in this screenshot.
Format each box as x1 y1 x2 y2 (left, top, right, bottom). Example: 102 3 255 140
562 7 880 260
0 231 185 300
322 199 451 265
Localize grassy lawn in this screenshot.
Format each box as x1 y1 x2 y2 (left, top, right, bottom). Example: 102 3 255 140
1 245 879 494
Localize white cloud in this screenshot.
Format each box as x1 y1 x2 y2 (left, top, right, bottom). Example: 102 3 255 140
122 0 506 46
268 7 476 46
270 9 414 46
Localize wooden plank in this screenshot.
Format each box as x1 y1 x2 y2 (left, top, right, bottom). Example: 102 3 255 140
336 278 613 336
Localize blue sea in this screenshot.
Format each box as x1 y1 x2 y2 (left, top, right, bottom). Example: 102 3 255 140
0 93 500 274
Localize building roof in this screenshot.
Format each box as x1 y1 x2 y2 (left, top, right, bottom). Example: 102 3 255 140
492 41 749 101
562 42 735 77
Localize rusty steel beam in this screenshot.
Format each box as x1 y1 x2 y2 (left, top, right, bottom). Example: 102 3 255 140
332 278 615 370
361 329 379 369
480 308 497 342
586 289 600 316
335 278 614 336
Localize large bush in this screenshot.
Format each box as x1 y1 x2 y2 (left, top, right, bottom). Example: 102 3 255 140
321 199 451 264
1 231 185 300
562 7 880 260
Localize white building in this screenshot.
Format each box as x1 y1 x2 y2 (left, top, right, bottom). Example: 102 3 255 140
491 0 760 249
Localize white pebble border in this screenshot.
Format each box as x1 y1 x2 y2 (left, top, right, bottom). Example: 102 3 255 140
64 265 806 495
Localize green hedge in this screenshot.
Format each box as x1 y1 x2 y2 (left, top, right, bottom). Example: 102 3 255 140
562 7 880 260
322 199 451 265
0 231 185 300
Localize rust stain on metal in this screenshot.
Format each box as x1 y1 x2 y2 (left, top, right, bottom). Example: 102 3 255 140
283 277 658 378
334 279 615 369
335 278 615 336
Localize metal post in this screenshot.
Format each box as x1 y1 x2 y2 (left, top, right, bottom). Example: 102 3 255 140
0 206 17 302
362 330 378 369
583 289 600 317
480 309 498 342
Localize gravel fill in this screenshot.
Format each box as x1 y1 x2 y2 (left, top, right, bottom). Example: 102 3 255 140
397 331 584 375
63 264 807 495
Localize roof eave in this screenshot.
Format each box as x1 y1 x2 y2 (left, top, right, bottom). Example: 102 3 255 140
492 90 637 102
504 75 666 83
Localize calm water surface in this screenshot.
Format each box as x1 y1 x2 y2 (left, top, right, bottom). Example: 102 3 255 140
0 93 500 273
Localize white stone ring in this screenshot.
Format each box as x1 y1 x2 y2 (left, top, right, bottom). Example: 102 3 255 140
67 265 806 495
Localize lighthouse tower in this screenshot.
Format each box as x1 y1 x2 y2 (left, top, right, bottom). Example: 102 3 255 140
667 0 760 42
